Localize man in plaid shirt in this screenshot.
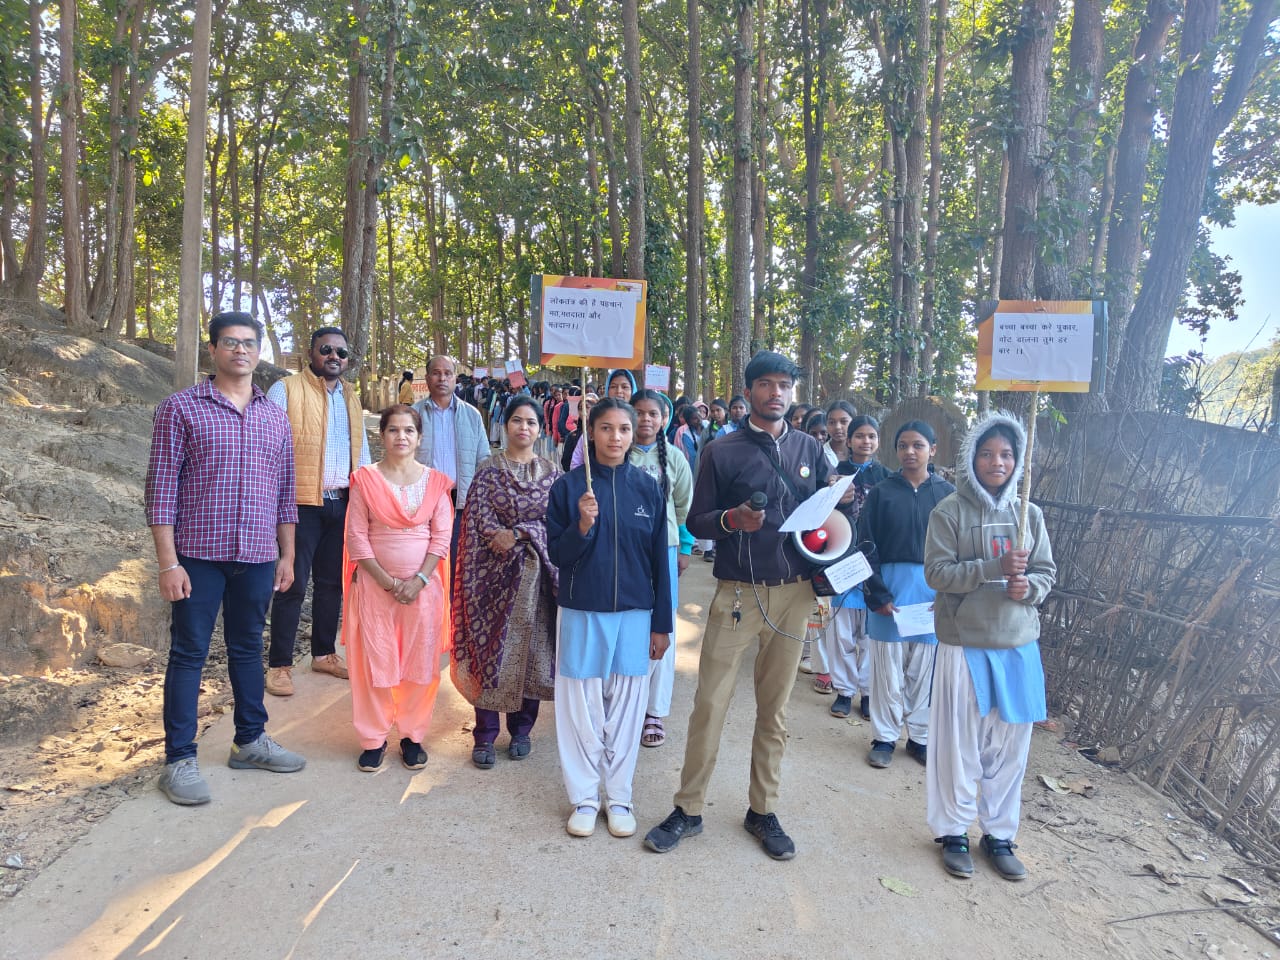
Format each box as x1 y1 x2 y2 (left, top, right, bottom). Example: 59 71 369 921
145 311 307 805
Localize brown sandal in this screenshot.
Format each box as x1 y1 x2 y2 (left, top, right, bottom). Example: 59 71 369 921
641 715 665 747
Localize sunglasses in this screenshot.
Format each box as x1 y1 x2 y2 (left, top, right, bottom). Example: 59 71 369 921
318 344 350 359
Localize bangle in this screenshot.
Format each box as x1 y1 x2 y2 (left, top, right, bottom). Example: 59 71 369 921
415 571 430 587
719 510 735 533
159 563 181 574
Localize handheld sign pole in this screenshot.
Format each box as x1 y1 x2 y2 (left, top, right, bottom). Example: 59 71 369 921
1017 389 1039 549
581 365 592 493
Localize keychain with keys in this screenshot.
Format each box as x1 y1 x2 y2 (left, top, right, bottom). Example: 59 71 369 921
731 587 742 630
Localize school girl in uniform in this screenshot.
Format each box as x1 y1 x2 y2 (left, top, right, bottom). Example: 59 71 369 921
822 411 890 720
546 398 673 839
858 420 954 769
628 390 694 749
923 411 1056 880
799 411 833 689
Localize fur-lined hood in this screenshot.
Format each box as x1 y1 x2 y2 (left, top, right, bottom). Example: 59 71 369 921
955 410 1026 512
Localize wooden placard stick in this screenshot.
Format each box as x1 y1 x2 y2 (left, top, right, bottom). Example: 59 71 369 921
1017 388 1040 550
581 365 592 492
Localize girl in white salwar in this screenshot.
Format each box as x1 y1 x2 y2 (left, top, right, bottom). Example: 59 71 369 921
545 399 672 839
923 412 1056 880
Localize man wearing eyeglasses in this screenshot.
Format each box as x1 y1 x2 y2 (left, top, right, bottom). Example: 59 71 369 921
146 311 305 805
264 326 371 697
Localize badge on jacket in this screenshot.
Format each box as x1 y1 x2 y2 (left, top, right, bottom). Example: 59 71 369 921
799 463 811 479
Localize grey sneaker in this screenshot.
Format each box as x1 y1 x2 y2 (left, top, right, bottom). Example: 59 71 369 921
228 733 306 772
159 757 211 805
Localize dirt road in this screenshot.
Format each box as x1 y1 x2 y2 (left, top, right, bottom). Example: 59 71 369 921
1 564 1270 960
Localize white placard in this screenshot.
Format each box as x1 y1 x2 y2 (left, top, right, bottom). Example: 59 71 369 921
823 551 872 594
474 366 490 378
542 286 642 360
779 476 855 533
644 363 670 392
991 311 1095 382
892 602 936 638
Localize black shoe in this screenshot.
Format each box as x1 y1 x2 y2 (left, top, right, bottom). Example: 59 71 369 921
399 737 427 770
472 742 496 769
867 740 895 768
906 739 927 766
702 549 716 562
744 809 796 861
859 694 870 720
508 735 531 760
830 694 853 718
643 806 703 853
357 742 387 772
937 834 973 878
981 835 1027 880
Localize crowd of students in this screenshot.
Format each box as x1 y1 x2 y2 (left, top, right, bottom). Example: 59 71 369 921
149 326 1055 882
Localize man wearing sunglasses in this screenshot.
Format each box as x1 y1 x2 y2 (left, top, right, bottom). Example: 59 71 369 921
265 326 371 697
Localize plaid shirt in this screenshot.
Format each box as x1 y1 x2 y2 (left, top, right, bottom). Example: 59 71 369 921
145 378 298 563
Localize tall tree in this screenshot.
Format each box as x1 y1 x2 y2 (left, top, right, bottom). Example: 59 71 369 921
176 0 212 388
729 0 754 394
14 0 46 305
683 0 703 399
58 0 90 331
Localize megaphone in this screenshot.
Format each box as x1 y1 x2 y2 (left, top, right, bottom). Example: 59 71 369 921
793 509 872 597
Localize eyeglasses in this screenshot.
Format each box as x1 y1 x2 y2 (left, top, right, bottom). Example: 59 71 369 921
216 336 260 351
318 344 350 359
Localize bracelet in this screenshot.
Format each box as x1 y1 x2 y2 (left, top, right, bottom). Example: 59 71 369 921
159 563 181 574
719 510 735 533
415 571 430 587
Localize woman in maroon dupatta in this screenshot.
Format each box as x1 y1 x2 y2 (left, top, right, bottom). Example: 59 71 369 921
343 404 453 773
452 395 559 770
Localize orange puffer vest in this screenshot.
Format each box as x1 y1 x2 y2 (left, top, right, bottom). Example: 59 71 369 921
283 367 364 506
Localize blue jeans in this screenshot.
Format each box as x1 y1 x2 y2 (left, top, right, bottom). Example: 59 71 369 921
268 498 347 666
164 556 275 762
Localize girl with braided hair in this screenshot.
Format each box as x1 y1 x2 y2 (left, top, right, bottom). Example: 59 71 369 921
629 389 694 748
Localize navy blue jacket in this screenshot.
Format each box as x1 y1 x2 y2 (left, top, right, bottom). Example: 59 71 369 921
547 460 674 635
857 471 955 610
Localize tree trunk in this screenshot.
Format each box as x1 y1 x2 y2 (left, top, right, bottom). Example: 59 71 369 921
799 0 827 396
683 0 703 400
623 0 645 294
228 97 242 311
58 0 90 331
919 0 948 393
14 0 46 304
176 0 213 388
1113 0 1278 411
751 0 769 354
340 0 372 334
585 104 604 275
729 0 754 396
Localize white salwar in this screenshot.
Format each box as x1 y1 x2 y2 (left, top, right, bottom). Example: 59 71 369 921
555 671 649 808
869 639 936 745
803 625 829 674
824 607 870 697
926 643 1031 839
646 642 676 717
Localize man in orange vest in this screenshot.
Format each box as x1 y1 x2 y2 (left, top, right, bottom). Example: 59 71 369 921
265 327 371 696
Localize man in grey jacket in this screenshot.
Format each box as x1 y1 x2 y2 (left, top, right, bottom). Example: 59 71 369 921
412 355 491 570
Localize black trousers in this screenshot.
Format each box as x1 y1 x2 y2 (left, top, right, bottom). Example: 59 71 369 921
268 498 347 666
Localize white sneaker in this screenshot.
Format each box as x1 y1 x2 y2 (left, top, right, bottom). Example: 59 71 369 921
606 803 637 838
567 804 599 837
798 658 815 674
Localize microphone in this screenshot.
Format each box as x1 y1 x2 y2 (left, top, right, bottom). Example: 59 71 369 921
748 491 768 512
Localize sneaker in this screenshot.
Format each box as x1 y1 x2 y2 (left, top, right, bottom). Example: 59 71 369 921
906 739 927 766
830 694 853 718
981 835 1027 880
812 675 834 695
606 803 637 838
399 737 427 770
312 654 349 679
567 803 600 837
643 806 704 853
158 757 211 805
867 740 895 768
859 694 871 720
937 834 974 878
798 657 815 674
358 742 387 772
472 743 496 769
508 735 531 760
743 809 796 861
702 549 716 562
265 666 294 697
228 733 306 772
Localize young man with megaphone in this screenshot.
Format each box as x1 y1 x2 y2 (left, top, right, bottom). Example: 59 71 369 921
643 350 830 861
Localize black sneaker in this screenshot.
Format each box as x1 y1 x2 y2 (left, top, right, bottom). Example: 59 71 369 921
399 737 427 770
744 809 796 860
830 694 853 718
357 742 387 772
702 549 716 562
859 695 870 720
643 806 703 853
906 739 927 766
981 835 1027 880
867 740 895 768
937 834 973 878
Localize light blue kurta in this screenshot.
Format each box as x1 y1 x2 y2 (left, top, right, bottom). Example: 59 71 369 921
866 561 937 644
557 608 652 679
962 641 1047 725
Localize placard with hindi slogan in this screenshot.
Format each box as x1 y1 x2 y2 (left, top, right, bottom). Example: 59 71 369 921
532 275 647 368
974 299 1107 393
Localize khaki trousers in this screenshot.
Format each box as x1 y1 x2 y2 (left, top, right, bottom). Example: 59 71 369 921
674 578 813 816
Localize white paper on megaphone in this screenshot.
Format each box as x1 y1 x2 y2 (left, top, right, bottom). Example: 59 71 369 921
822 551 873 593
778 475 855 533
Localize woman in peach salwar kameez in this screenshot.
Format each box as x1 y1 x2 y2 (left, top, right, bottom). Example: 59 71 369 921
343 404 454 772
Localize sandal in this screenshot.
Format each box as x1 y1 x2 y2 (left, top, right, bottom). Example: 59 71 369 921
641 715 666 748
